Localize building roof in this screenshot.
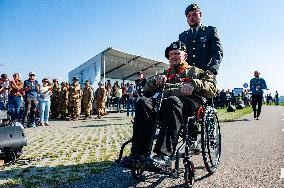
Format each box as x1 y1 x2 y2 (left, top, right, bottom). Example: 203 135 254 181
101 48 169 81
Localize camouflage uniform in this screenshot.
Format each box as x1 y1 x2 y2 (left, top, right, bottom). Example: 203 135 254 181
82 81 93 119
59 82 69 120
68 81 82 120
50 83 61 118
95 85 107 118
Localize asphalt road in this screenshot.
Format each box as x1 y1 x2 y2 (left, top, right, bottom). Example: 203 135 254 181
66 106 284 188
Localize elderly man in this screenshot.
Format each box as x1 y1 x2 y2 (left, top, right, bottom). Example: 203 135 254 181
122 41 216 171
179 3 223 76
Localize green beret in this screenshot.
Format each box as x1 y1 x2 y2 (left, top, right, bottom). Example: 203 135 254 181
185 3 200 16
165 41 187 59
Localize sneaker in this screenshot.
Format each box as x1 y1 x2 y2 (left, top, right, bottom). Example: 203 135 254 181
44 122 51 126
38 123 44 126
144 155 172 172
29 122 37 128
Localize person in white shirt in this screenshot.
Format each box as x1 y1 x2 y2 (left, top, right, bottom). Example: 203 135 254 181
38 78 53 126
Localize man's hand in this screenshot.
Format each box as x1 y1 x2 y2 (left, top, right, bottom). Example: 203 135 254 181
155 75 167 86
181 82 194 96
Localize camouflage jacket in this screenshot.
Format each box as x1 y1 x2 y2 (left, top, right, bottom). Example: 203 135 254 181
60 86 69 101
144 62 217 98
82 86 93 104
51 85 61 100
69 83 82 100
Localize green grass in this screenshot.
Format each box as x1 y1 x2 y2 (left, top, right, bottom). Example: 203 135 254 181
217 106 253 122
280 102 284 107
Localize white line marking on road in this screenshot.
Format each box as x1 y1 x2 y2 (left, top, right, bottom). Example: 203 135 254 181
282 129 284 132
282 119 284 121
281 168 284 179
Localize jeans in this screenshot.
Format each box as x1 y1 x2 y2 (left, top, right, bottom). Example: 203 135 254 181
115 97 121 111
127 99 135 116
23 98 37 124
39 100 50 123
8 95 22 121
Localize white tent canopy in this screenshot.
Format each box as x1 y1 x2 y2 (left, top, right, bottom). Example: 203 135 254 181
68 48 169 87
101 48 169 81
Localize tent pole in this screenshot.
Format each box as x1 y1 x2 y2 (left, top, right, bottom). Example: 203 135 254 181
103 53 106 85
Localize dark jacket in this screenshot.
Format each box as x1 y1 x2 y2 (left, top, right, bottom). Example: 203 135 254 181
179 25 223 75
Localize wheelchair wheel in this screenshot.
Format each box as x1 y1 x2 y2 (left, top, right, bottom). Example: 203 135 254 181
201 107 221 174
184 159 195 188
131 168 144 179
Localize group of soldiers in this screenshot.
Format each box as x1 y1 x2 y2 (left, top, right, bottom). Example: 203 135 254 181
50 76 94 121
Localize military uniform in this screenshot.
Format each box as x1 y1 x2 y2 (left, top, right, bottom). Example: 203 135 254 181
82 81 93 119
50 83 61 118
179 25 223 75
59 82 69 120
95 85 107 118
68 81 82 120
130 41 216 160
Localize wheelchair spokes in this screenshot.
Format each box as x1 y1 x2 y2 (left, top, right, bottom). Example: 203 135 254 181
201 107 221 174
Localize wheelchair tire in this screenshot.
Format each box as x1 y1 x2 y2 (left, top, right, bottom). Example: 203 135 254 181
184 159 195 188
201 108 221 174
131 168 144 179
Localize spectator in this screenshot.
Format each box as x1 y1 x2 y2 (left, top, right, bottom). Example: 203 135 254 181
22 72 39 127
0 74 10 109
8 73 24 121
275 91 279 105
136 71 147 97
38 78 53 126
113 84 122 111
106 80 112 109
126 83 136 117
219 89 226 108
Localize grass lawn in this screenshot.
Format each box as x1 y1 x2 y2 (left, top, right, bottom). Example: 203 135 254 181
217 106 253 122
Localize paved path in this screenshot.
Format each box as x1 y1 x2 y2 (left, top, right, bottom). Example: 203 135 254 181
66 106 284 188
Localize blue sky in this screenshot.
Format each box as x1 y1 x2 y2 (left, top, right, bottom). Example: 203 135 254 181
0 0 283 96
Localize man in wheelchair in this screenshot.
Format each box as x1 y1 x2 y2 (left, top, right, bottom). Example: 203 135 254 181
122 41 217 172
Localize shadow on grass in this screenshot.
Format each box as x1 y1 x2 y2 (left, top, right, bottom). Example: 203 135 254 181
73 123 127 128
220 118 250 123
0 161 113 188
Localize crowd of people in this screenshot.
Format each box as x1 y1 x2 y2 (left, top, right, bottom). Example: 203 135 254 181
0 70 149 128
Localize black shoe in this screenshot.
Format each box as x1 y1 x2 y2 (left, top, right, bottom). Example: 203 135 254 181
144 155 172 172
120 154 144 168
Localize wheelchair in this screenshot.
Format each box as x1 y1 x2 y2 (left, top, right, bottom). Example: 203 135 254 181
116 85 221 188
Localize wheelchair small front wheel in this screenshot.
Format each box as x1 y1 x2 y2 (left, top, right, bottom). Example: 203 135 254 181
131 168 144 179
